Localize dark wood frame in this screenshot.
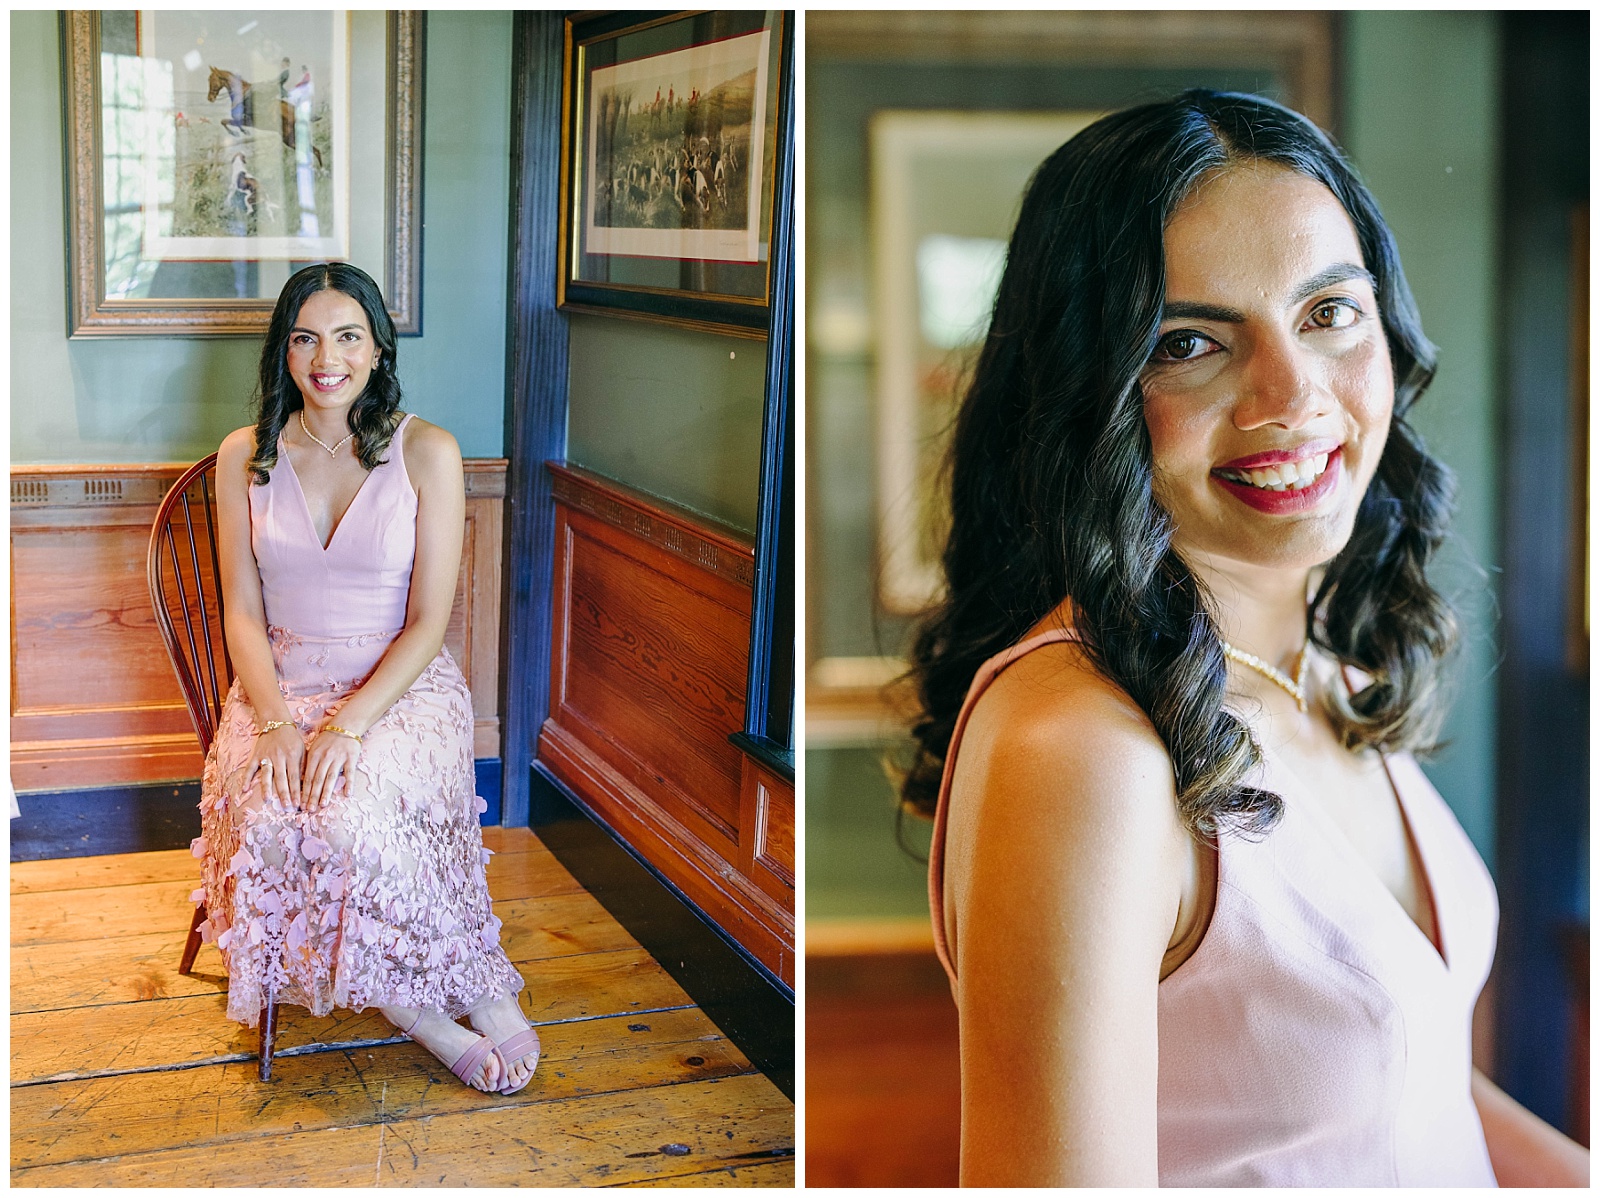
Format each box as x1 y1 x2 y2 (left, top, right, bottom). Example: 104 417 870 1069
60 10 426 337
503 9 795 1076
501 10 570 830
735 10 794 774
556 10 788 338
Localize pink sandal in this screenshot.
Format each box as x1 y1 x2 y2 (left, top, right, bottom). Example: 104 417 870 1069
490 1026 541 1095
397 1008 503 1091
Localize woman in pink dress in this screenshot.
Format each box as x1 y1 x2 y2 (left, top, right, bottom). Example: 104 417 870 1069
906 91 1587 1185
194 263 540 1094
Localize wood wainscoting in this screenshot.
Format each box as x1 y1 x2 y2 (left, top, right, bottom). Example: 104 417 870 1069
806 920 961 1187
10 459 507 792
539 463 796 987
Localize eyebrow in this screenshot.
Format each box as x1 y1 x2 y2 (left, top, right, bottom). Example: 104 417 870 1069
1161 263 1377 324
290 323 366 336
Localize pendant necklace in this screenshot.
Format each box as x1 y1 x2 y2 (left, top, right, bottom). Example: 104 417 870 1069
299 410 354 457
1221 641 1309 713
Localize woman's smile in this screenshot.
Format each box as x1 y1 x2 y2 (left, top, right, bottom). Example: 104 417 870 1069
1212 441 1343 513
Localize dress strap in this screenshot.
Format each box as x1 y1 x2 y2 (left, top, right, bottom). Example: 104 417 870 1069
927 627 1082 985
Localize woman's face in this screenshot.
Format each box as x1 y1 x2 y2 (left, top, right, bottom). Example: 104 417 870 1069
1140 163 1394 577
286 288 379 412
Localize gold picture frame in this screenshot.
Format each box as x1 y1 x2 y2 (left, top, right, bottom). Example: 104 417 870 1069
61 9 424 337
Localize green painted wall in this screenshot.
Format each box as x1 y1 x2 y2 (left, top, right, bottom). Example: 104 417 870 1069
1342 10 1501 864
566 314 765 533
9 10 512 464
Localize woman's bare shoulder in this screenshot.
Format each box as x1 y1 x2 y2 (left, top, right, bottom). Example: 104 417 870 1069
959 639 1177 813
215 426 259 487
217 425 256 465
947 638 1187 920
400 416 462 480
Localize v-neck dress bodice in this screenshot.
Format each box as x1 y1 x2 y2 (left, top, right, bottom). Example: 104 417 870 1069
193 414 522 1028
252 413 417 641
929 629 1500 1187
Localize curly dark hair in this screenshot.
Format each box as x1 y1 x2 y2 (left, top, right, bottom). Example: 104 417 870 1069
901 89 1458 838
246 262 403 485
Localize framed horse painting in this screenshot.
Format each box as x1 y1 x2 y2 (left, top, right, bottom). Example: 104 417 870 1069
61 10 423 337
558 10 791 337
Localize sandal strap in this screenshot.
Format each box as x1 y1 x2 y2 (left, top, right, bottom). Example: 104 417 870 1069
496 1027 541 1061
450 1033 499 1087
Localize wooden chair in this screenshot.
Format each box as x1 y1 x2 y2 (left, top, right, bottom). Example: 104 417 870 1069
148 454 282 1080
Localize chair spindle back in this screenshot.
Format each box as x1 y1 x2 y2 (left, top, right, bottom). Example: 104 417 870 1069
147 454 233 757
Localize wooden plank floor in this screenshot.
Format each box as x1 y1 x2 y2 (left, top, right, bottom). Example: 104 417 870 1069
11 827 794 1186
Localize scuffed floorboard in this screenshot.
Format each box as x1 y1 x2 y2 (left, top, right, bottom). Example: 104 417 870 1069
10 827 795 1187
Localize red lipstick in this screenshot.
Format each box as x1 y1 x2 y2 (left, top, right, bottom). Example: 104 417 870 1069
1212 447 1343 514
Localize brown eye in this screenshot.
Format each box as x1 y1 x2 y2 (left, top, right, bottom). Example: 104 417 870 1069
1152 331 1218 363
1308 300 1359 329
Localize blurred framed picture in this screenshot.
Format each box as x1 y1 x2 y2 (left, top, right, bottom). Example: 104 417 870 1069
61 9 423 337
559 10 788 336
871 110 1102 614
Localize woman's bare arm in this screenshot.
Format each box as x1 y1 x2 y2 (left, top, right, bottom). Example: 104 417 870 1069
944 651 1190 1186
1472 1067 1589 1186
216 427 305 802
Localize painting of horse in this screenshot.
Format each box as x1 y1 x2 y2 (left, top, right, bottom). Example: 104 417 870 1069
207 65 322 169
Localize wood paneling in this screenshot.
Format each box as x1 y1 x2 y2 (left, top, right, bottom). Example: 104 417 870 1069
540 464 795 986
10 460 507 792
806 945 961 1188
741 755 795 901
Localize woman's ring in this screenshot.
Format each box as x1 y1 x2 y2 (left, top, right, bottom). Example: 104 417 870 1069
260 758 271 769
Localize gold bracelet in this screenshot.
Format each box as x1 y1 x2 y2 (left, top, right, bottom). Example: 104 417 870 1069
322 725 363 743
258 720 294 735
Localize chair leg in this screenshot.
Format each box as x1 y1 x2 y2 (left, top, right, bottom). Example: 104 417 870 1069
259 994 279 1082
179 903 206 975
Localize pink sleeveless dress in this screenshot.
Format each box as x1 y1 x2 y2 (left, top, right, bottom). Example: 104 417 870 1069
193 414 523 1026
929 629 1500 1186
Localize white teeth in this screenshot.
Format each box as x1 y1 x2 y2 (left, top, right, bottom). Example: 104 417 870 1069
1221 451 1335 492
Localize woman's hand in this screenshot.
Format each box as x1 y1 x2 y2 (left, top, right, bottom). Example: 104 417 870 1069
301 726 362 811
248 722 305 807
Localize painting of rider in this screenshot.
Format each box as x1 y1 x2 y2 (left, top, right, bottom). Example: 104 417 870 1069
136 9 347 262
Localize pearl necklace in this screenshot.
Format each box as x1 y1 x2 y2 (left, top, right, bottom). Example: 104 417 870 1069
1221 641 1309 713
299 410 354 457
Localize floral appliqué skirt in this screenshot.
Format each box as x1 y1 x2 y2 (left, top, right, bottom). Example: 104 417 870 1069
193 627 523 1026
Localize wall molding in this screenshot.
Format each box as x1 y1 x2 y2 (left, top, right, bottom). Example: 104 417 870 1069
548 462 755 588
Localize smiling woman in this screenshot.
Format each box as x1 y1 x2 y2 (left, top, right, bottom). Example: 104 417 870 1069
903 91 1589 1186
198 262 542 1097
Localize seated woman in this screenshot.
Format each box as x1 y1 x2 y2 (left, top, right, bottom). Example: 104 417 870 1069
906 89 1589 1186
195 262 540 1094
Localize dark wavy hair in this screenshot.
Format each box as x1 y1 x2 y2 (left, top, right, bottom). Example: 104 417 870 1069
902 89 1458 838
246 262 403 484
